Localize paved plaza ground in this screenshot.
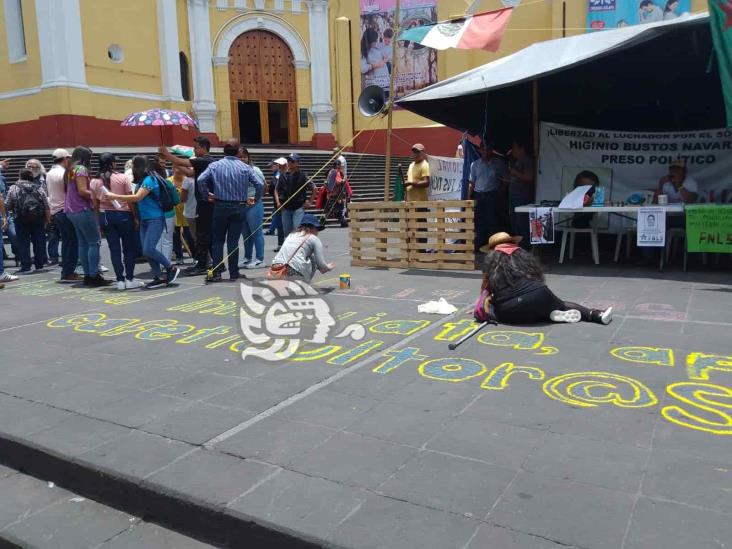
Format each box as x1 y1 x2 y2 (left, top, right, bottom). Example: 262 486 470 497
0 228 730 549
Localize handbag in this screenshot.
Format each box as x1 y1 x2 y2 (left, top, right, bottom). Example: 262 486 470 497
473 288 496 323
266 235 311 279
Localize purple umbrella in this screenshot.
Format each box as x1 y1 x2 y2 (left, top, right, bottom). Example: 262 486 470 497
121 108 198 145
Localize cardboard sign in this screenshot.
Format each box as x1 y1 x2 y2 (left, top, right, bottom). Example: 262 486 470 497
686 205 732 253
637 207 666 247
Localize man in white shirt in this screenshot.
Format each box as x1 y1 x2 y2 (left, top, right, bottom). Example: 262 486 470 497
655 158 699 205
46 149 80 282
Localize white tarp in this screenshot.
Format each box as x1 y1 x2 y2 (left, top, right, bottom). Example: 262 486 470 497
398 12 708 104
427 155 463 200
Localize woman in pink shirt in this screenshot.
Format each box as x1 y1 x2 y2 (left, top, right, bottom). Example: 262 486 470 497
90 153 143 291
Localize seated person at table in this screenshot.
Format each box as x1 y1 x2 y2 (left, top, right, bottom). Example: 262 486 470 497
654 158 698 205
476 232 612 325
570 170 598 228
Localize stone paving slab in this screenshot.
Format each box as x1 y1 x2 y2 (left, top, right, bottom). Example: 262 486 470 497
0 229 731 548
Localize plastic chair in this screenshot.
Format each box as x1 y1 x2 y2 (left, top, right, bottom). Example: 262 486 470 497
559 227 599 264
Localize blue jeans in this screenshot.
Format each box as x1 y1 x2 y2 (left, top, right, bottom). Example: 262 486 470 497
4 215 18 258
53 212 78 278
15 217 47 270
102 210 137 281
140 217 171 278
47 222 59 260
212 201 246 278
281 207 304 237
68 209 101 277
0 218 5 275
242 200 264 262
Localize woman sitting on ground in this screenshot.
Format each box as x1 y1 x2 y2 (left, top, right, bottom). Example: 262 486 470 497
268 214 334 282
477 232 612 325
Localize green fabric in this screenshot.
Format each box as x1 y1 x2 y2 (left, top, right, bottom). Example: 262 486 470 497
398 24 432 45
685 205 732 253
393 168 405 201
709 0 732 127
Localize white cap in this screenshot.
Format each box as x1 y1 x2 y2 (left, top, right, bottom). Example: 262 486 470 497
273 157 287 166
52 148 71 160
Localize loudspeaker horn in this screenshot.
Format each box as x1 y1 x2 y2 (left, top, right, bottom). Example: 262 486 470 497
358 85 387 117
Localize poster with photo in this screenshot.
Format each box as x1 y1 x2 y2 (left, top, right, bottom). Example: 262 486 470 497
587 0 691 31
359 0 438 100
530 207 555 244
637 207 666 247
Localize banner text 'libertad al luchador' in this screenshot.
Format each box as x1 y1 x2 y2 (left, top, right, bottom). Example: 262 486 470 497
359 0 438 100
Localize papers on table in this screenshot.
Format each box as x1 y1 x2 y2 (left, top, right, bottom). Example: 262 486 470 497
558 185 592 209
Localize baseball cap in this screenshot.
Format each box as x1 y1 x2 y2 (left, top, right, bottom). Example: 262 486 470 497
300 213 326 231
193 136 211 150
287 153 301 162
411 143 425 152
52 148 71 160
272 157 287 166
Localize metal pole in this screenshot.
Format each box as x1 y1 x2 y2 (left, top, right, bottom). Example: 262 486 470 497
384 0 401 201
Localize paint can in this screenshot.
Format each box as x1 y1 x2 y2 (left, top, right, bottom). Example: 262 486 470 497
339 273 351 289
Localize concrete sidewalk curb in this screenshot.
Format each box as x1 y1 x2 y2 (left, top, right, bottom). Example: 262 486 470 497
0 431 330 549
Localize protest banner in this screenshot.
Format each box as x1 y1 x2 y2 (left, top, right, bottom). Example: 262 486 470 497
427 155 464 244
685 205 732 253
538 122 732 205
637 207 666 247
587 0 691 31
359 0 437 99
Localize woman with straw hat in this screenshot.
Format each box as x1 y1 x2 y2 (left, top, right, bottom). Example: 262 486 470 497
477 232 612 325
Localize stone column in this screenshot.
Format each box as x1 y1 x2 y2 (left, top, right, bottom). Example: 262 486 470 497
34 0 87 89
187 0 218 133
157 0 184 102
306 0 335 149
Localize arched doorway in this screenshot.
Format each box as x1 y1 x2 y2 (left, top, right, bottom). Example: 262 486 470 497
228 30 297 145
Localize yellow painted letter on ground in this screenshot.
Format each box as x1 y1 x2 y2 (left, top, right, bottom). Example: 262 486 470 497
543 372 658 409
611 346 674 367
419 358 487 383
662 382 732 435
481 363 545 391
686 353 732 381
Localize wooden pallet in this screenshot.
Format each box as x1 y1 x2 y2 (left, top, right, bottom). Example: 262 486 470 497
350 200 475 270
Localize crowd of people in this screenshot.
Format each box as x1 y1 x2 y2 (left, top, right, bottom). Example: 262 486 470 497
0 137 345 290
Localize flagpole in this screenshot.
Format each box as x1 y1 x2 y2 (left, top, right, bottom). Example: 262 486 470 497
384 0 401 202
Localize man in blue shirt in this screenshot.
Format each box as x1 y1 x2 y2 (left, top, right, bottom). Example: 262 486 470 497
198 139 263 281
468 141 508 253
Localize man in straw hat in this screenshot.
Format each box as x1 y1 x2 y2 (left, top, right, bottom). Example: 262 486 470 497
476 232 612 325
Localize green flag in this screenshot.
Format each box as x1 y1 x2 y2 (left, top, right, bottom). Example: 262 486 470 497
709 0 732 127
393 167 405 201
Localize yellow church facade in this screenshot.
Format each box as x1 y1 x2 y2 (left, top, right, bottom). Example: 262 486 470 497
0 0 707 155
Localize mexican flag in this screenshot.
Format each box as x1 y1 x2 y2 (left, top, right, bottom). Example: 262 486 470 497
398 8 513 52
393 167 405 202
709 0 732 127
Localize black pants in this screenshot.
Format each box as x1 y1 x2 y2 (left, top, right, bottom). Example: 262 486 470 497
494 285 596 324
194 201 214 268
173 225 195 260
474 191 497 252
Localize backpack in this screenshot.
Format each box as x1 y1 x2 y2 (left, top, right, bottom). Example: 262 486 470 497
15 183 46 223
149 174 180 213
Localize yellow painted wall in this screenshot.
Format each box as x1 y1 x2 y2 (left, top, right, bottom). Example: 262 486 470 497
0 0 42 93
79 0 163 95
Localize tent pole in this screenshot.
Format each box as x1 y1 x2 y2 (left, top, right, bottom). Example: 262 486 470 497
532 79 539 198
384 0 401 201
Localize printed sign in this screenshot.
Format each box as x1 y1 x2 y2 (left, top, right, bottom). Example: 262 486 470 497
587 0 691 30
529 207 555 244
538 122 732 205
427 155 463 200
359 0 438 100
685 205 732 253
637 207 666 247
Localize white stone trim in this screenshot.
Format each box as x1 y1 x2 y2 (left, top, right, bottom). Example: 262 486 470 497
4 0 27 63
187 0 218 132
0 86 41 100
214 13 310 68
35 0 87 88
216 0 228 8
157 0 184 101
0 85 187 103
306 0 333 134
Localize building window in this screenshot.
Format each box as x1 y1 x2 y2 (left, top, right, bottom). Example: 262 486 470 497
179 52 192 101
4 0 27 63
108 44 124 63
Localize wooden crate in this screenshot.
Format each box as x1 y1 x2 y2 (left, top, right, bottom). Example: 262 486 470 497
350 200 475 270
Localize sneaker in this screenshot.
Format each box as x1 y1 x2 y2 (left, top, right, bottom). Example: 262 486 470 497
145 277 166 289
125 279 145 290
86 274 113 287
273 246 281 252
550 309 582 323
14 268 32 275
0 272 19 282
238 259 252 269
599 307 613 325
60 273 83 283
165 266 180 286
99 264 109 273
185 265 208 276
245 259 264 269
116 280 127 291
207 272 223 283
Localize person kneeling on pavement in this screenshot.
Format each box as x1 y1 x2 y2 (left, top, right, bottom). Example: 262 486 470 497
475 232 612 325
267 214 334 282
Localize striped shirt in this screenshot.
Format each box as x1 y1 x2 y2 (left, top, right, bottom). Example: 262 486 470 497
198 156 263 202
